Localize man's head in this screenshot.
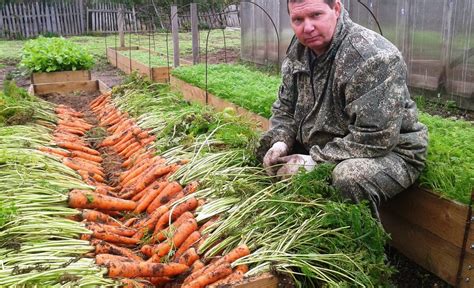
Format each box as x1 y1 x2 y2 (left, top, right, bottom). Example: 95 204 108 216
287 0 341 56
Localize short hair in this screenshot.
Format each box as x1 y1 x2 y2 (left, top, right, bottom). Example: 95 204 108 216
287 0 337 12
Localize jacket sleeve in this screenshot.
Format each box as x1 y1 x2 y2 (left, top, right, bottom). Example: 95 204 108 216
256 58 298 160
310 52 407 163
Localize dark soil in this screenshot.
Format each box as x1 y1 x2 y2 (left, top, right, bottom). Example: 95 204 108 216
182 48 241 65
39 91 101 112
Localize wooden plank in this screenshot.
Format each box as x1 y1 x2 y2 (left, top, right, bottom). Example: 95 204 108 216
0 7 4 38
22 3 30 38
170 76 269 131
380 186 468 248
380 207 461 285
79 0 85 34
33 80 99 95
3 4 11 38
43 2 51 36
152 67 171 83
32 70 91 84
233 274 278 288
459 248 474 287
171 5 180 67
54 1 61 35
13 3 24 38
49 2 58 34
98 80 111 94
8 3 17 37
191 3 200 64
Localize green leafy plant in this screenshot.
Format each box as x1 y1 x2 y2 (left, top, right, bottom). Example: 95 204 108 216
20 36 94 73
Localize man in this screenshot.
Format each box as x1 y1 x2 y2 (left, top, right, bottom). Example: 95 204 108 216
258 0 428 217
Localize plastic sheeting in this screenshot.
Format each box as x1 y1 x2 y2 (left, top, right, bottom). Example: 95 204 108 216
240 0 474 109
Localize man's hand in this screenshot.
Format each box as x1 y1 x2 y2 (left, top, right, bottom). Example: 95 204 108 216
263 142 289 176
276 154 316 179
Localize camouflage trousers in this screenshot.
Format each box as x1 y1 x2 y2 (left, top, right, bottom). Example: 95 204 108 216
331 152 422 219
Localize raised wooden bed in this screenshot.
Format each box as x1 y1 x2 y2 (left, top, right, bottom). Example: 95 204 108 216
31 70 91 84
171 76 474 287
107 46 172 83
28 79 110 96
170 76 269 131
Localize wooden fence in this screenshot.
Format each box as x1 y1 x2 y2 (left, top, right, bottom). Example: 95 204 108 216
0 0 85 38
0 1 241 39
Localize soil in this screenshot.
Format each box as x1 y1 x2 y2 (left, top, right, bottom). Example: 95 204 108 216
182 48 241 65
39 91 101 112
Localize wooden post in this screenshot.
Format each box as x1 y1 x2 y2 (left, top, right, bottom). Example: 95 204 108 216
171 5 180 67
441 0 453 91
191 3 200 64
79 0 85 34
0 5 5 38
118 7 125 47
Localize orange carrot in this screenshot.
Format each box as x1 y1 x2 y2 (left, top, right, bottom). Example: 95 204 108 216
207 265 248 288
120 279 146 288
132 206 169 240
152 211 194 243
134 181 168 214
152 218 198 257
140 244 155 258
182 263 233 288
71 150 103 163
106 261 188 278
183 181 199 195
191 260 205 272
174 231 201 260
57 141 100 155
79 209 121 226
91 231 140 245
146 276 172 286
178 247 200 266
133 165 174 194
96 254 135 265
146 181 182 214
68 190 137 211
86 222 137 237
38 146 70 157
93 240 143 262
183 244 250 285
154 197 198 234
198 216 220 234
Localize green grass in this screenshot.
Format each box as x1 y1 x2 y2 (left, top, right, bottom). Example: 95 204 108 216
118 49 169 67
172 63 474 204
172 63 280 118
0 30 241 64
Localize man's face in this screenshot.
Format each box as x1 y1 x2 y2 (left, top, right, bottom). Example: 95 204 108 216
288 0 341 55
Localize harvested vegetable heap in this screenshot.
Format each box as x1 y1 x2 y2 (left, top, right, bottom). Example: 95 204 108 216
0 77 393 287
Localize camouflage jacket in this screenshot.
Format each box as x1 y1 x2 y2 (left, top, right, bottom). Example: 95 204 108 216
259 10 428 170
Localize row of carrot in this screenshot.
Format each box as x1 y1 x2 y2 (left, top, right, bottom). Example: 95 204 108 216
39 91 254 287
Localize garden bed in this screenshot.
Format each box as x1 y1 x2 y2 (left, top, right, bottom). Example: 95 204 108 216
31 70 91 84
106 46 172 83
170 64 474 287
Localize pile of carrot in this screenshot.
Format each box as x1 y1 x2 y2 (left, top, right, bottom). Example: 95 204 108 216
37 92 253 287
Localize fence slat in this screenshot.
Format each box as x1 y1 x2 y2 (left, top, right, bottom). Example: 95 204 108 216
0 7 4 38
7 3 16 37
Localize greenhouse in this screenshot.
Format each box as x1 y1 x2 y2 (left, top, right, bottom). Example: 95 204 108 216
0 0 473 287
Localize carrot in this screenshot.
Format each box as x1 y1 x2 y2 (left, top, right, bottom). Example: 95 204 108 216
86 222 137 237
183 244 250 285
120 279 146 288
152 218 198 257
146 181 182 214
182 263 233 288
79 209 121 226
207 265 248 288
134 181 169 214
91 231 140 245
123 217 139 227
147 254 161 263
198 216 220 234
183 181 200 195
146 277 172 286
133 165 174 194
131 188 148 202
96 254 135 265
152 211 194 243
38 146 70 157
120 142 142 158
93 240 143 262
71 150 103 163
141 244 155 258
191 260 205 272
178 247 200 266
133 206 169 240
154 197 198 234
68 190 137 211
56 127 85 136
106 261 188 278
57 141 100 156
174 231 201 260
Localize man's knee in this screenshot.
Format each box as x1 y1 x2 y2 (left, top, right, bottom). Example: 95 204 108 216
332 160 365 203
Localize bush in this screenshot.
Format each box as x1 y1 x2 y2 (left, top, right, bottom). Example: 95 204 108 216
20 36 94 73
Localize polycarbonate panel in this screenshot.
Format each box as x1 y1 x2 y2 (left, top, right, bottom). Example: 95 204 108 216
240 0 473 109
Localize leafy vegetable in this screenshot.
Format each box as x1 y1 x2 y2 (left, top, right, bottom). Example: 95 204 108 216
20 37 94 73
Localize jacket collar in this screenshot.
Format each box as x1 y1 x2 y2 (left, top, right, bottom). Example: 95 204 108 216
287 8 352 74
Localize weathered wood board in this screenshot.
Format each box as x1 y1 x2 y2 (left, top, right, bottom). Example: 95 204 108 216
31 70 91 84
